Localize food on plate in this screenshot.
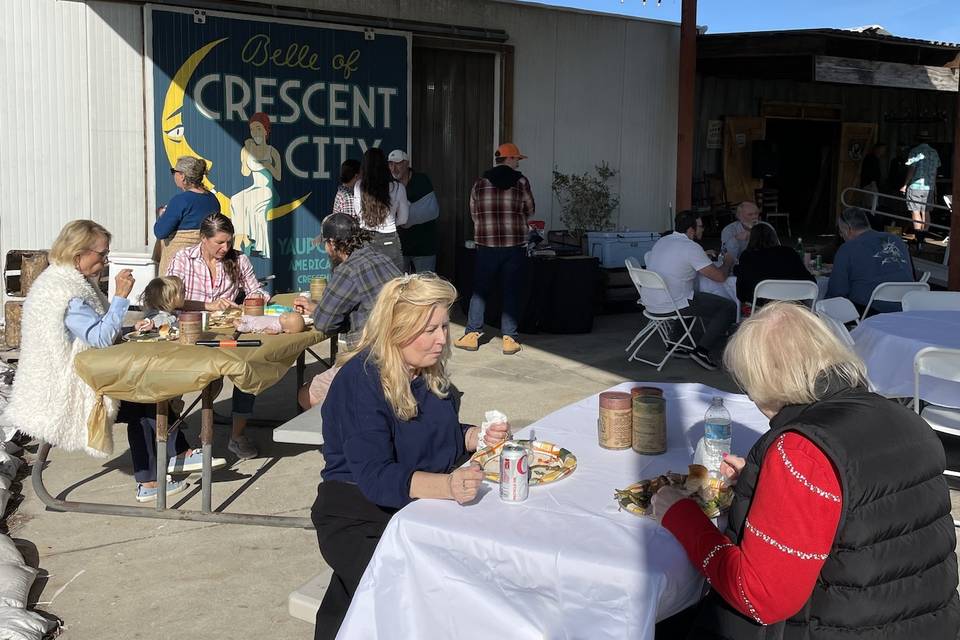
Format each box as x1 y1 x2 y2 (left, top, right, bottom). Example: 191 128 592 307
615 464 733 518
684 464 708 492
208 308 242 329
157 323 171 339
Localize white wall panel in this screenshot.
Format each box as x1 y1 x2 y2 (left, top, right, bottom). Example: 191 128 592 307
0 0 144 311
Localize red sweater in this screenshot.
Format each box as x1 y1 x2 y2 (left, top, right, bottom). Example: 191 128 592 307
662 432 842 625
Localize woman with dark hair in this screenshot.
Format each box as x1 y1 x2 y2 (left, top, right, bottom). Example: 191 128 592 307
167 213 270 459
154 155 220 276
733 221 814 305
332 159 361 216
353 148 409 271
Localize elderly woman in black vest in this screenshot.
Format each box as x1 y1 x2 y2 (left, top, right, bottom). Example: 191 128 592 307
652 302 959 639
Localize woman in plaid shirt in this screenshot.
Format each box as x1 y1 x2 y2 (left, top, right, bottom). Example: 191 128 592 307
166 213 269 459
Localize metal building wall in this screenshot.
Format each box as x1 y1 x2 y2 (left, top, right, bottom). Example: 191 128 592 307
0 0 145 309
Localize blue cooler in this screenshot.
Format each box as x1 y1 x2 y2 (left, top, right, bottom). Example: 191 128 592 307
586 232 660 268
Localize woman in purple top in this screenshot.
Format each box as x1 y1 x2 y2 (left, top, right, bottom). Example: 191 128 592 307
311 274 509 640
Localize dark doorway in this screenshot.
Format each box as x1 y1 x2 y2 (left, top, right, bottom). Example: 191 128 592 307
411 47 497 279
763 118 841 236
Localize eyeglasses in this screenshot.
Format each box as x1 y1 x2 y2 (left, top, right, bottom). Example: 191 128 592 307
87 249 110 261
170 168 181 175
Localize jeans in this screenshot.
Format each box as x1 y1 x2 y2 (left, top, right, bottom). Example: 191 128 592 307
684 291 737 355
118 401 190 483
402 255 436 274
465 245 527 339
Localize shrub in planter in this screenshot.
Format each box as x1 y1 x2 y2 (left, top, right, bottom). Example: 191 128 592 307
551 162 620 243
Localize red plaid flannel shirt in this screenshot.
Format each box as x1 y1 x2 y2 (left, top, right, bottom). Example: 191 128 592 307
469 173 535 247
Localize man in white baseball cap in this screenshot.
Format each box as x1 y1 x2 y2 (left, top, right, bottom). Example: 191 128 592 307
388 149 440 273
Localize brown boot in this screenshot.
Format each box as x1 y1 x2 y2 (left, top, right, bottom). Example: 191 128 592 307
502 335 522 355
454 332 481 351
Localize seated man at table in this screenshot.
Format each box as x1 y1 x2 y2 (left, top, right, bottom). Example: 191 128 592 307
642 210 736 371
719 201 761 265
294 213 401 410
826 207 914 314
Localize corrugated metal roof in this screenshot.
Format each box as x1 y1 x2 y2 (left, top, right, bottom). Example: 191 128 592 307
706 27 960 50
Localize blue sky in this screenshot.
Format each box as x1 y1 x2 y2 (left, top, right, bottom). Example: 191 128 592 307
517 0 960 44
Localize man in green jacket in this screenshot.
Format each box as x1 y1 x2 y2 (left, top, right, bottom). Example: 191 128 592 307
389 149 440 273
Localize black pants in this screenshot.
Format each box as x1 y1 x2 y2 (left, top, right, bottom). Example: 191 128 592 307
117 401 190 483
311 481 396 640
685 291 737 355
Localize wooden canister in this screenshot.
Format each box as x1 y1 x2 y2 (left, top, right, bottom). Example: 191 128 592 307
19 252 48 296
310 276 327 302
632 395 667 455
631 386 663 398
243 296 265 316
598 391 633 450
178 312 202 345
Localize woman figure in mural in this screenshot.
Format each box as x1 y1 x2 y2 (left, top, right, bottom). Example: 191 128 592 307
230 112 281 260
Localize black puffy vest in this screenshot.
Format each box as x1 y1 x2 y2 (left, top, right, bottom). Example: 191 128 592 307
689 384 960 640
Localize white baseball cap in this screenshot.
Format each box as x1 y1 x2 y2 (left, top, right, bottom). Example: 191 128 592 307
387 149 409 163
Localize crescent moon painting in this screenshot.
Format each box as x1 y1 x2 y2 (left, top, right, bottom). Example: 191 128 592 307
160 38 310 239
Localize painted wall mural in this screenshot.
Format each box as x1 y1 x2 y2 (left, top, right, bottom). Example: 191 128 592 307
148 6 409 291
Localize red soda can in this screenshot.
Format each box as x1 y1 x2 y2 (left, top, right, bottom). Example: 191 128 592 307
499 441 529 503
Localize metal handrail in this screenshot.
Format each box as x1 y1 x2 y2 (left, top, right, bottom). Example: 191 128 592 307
840 187 952 233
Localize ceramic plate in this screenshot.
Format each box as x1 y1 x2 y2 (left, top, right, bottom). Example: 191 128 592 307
470 440 576 486
208 309 242 329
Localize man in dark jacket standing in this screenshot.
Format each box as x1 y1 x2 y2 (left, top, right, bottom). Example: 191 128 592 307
455 143 535 355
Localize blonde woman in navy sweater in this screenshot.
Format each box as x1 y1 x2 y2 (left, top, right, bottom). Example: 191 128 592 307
311 273 510 639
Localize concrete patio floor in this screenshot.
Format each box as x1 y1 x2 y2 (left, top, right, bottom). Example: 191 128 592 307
8 308 959 638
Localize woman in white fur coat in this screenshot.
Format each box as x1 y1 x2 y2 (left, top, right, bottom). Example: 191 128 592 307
1 220 223 502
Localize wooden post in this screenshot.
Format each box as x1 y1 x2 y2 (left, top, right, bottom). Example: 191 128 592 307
675 0 697 213
951 74 960 290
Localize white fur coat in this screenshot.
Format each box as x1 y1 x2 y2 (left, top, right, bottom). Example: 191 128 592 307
0 264 118 457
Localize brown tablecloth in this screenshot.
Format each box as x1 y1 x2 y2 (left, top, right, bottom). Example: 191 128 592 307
74 330 326 442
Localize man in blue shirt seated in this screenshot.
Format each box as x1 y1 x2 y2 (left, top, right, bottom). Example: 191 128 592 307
826 207 914 314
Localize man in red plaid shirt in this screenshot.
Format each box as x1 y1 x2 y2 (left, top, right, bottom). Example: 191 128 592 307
455 143 535 355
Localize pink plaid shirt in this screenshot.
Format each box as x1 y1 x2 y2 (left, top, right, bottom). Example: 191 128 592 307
166 244 266 303
469 172 535 247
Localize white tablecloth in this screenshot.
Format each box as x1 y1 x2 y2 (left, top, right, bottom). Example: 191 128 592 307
337 383 769 640
851 310 960 408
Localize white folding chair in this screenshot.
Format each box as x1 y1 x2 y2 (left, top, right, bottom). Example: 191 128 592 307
918 271 931 284
861 282 930 321
750 279 819 313
624 257 700 371
814 297 860 327
914 347 960 527
902 291 960 312
815 311 855 348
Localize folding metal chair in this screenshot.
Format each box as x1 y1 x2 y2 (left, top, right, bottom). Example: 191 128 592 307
815 297 860 327
914 347 960 527
750 279 819 313
624 257 701 371
861 282 930 321
901 291 960 312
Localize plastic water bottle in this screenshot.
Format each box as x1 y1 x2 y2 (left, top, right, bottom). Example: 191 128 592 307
702 397 732 480
794 237 804 257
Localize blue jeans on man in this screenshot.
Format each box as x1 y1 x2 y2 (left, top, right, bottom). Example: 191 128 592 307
465 245 527 338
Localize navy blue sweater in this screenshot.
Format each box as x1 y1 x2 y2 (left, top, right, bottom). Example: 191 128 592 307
320 353 469 509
